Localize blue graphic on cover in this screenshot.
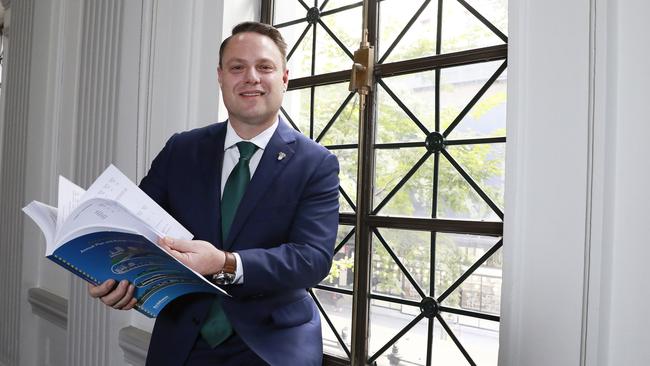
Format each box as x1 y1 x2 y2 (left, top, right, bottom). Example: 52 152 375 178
51 231 219 318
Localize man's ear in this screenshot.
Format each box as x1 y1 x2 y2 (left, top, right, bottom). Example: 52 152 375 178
282 68 289 88
217 67 223 86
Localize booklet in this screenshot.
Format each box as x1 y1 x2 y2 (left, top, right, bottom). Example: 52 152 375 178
22 164 226 318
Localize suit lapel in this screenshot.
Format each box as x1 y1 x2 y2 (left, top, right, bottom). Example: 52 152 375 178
198 123 227 248
224 120 296 250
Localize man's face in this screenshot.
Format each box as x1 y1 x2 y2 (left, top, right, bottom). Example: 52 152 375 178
218 32 289 130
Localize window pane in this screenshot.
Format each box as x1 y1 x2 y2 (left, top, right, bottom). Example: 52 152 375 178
369 300 422 363
273 0 308 25
441 0 506 53
464 0 508 36
379 71 437 136
437 145 503 220
324 225 355 291
434 233 502 309
321 0 360 11
379 0 438 63
285 24 314 79
317 224 355 359
440 61 506 139
373 147 430 217
371 228 430 300
446 143 505 214
315 289 353 359
429 315 499 366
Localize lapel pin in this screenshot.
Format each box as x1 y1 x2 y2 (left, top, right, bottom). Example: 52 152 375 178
277 152 286 161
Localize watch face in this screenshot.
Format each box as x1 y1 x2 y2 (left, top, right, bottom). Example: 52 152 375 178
213 272 236 285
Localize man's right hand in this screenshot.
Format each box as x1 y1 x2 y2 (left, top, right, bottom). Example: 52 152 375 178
88 279 137 310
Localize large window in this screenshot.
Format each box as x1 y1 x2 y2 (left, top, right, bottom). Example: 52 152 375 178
263 1 506 364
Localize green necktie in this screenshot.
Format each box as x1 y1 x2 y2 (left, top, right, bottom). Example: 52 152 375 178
221 141 258 242
200 141 257 348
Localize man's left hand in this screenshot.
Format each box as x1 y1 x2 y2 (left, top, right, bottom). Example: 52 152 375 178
158 237 225 275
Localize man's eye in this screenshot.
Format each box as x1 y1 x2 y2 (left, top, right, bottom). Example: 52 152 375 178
259 65 274 71
231 65 244 71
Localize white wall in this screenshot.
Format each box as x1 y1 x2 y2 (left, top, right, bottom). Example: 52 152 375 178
501 0 650 365
601 1 650 364
0 1 258 365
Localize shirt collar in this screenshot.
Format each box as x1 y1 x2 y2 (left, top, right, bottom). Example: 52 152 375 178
224 118 279 151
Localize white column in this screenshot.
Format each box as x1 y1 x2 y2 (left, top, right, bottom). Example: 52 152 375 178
66 1 130 365
0 1 34 365
502 0 650 365
501 0 592 365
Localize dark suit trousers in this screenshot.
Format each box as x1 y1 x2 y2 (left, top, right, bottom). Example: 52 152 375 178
184 333 269 366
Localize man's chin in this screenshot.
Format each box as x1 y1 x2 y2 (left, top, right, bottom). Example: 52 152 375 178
229 112 277 128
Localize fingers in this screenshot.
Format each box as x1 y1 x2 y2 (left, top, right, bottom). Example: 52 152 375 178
110 282 136 309
88 279 136 310
88 279 117 298
160 237 193 252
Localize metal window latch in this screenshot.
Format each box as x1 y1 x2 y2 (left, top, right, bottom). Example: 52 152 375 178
349 30 374 110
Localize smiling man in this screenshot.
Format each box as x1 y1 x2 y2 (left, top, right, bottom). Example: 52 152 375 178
87 22 340 366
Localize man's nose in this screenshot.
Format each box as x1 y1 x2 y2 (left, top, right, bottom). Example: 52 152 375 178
244 67 260 83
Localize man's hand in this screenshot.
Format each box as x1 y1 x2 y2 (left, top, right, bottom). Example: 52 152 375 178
158 237 225 275
88 279 137 310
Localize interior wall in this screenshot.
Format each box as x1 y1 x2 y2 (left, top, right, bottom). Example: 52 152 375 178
0 1 258 365
602 1 650 364
502 0 650 365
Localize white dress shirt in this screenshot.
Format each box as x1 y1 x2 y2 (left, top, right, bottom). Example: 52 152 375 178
220 118 279 284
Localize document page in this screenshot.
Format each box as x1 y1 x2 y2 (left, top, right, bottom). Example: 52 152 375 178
22 201 58 249
55 198 160 250
56 175 86 232
82 165 192 240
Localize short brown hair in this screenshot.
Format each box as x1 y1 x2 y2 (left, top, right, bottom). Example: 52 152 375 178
219 21 288 68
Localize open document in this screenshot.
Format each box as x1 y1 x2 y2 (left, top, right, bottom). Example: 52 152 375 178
22 165 226 318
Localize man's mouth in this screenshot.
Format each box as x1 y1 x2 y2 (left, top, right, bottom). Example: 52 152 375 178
239 91 266 97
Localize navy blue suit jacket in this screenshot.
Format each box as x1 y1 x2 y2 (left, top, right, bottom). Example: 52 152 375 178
140 119 339 365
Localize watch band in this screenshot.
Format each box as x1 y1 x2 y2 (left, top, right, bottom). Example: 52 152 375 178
212 251 237 285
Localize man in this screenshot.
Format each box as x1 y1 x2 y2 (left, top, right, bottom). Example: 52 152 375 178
88 21 340 365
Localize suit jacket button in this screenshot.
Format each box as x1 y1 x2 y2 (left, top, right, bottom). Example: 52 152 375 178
192 317 200 325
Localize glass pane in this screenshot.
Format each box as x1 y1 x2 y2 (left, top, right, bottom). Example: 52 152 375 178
273 0 309 25
321 0 360 11
285 24 314 79
430 314 499 366
440 61 503 135
441 61 506 139
333 148 357 212
315 289 353 359
434 233 501 304
322 225 355 291
314 83 357 143
281 88 311 135
455 250 503 315
277 22 311 63
379 0 438 63
465 0 508 36
318 93 359 146
437 148 500 221
373 147 427 214
441 0 506 54
446 143 505 213
376 151 434 218
371 229 429 300
376 78 432 143
368 299 422 362
319 6 361 73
